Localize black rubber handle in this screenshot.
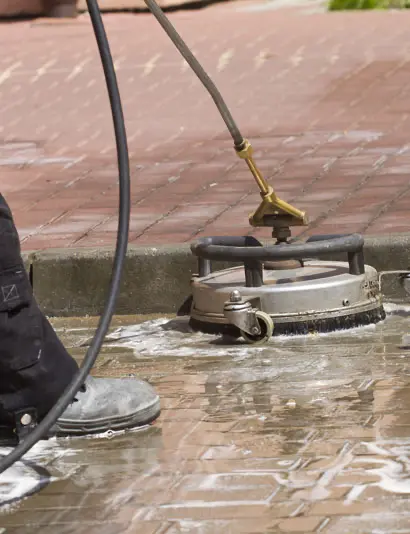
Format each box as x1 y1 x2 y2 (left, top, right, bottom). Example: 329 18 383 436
191 233 363 261
191 233 365 279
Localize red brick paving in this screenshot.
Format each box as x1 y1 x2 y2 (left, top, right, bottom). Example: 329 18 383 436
1 6 410 250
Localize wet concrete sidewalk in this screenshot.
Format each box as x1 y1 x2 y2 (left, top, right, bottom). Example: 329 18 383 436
1 5 410 250
2 307 410 533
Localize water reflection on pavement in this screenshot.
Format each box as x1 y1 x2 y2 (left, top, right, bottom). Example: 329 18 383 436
2 306 410 533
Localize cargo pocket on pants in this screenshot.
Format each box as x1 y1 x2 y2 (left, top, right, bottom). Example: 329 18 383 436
0 267 43 372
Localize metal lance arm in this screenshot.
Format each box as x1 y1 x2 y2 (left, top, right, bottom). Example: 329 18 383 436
143 0 308 237
235 139 307 233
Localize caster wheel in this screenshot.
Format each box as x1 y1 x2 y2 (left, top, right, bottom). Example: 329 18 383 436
240 311 274 345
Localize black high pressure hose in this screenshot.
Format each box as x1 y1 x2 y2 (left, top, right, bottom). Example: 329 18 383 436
143 0 364 260
143 0 245 149
0 0 130 474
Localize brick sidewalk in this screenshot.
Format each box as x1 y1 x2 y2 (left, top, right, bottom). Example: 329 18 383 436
1 5 410 250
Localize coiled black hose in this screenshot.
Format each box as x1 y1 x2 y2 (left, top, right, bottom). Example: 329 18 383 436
0 0 130 474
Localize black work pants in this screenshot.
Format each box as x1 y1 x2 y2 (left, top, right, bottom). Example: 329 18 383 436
0 195 78 425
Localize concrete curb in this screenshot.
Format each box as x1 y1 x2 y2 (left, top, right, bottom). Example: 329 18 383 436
27 233 410 317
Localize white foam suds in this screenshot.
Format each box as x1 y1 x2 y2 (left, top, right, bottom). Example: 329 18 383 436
0 421 158 512
0 439 76 510
289 439 410 503
384 302 410 313
0 462 44 511
105 318 266 358
104 315 385 359
358 441 410 495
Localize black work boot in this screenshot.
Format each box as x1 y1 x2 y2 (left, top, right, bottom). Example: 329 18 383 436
0 195 160 443
50 376 160 436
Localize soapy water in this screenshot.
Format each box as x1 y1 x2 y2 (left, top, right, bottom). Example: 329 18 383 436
384 303 410 314
105 317 267 358
80 306 410 506
103 315 383 359
361 441 410 495
0 424 157 510
100 309 397 390
103 319 358 390
2 303 410 512
5 437 410 512
73 302 410 362
288 440 410 504
0 458 49 509
0 439 77 510
112 307 410 509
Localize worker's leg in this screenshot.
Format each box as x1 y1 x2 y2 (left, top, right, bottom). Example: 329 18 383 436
0 194 160 436
0 194 78 426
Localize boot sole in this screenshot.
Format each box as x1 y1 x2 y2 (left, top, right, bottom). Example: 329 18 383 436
49 396 160 437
